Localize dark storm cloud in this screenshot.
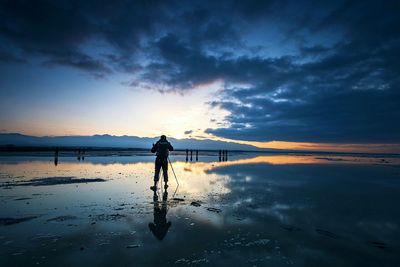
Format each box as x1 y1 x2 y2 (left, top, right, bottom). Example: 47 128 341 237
0 0 169 75
0 0 399 143
0 50 25 63
43 52 112 78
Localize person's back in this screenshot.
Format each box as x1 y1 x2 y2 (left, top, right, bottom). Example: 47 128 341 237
152 137 173 158
150 135 173 190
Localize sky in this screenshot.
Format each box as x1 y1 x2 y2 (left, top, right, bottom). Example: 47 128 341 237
0 0 399 152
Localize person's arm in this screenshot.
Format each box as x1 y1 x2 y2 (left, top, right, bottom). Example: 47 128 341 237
168 142 174 151
151 142 158 153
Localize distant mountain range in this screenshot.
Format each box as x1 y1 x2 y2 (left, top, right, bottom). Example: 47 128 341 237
0 133 262 151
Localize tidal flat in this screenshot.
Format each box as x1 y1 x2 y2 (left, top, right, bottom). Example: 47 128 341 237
0 152 399 266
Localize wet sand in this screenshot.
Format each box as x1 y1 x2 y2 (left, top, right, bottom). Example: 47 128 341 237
0 153 399 266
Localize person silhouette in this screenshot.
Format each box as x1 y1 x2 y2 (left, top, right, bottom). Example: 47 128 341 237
150 135 174 190
148 189 171 241
54 147 59 166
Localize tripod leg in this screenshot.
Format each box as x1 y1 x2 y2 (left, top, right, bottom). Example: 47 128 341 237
168 157 179 186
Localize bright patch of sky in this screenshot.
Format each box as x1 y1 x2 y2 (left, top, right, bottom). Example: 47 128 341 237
0 61 228 138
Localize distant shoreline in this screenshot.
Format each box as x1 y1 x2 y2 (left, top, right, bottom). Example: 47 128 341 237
0 145 399 157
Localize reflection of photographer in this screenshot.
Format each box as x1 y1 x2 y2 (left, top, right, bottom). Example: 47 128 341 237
149 190 171 240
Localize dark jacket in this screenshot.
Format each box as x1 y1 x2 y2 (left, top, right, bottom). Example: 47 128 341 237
151 139 174 158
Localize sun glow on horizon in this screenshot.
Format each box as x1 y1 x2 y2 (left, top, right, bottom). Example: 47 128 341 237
1 72 399 153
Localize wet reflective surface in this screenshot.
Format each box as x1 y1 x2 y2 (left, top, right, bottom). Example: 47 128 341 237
1 153 400 266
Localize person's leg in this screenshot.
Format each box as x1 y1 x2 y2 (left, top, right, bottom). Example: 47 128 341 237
162 158 168 187
152 158 161 190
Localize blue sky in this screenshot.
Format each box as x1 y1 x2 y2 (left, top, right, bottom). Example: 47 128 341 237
0 0 399 152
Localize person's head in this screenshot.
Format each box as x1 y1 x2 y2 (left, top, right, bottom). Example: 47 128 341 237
160 135 167 141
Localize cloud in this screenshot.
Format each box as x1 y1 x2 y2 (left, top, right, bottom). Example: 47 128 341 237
0 50 25 63
42 52 112 78
0 0 399 143
0 0 169 76
184 130 193 135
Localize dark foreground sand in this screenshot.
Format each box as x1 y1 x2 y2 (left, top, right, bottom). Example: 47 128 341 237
0 153 399 266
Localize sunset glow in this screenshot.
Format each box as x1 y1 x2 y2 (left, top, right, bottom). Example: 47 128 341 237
0 1 399 153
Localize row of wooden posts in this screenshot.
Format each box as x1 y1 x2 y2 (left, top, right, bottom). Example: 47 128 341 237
185 149 229 162
185 149 198 162
53 148 229 166
54 148 85 166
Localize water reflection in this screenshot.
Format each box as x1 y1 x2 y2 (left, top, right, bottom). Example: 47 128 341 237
149 189 171 241
0 154 400 266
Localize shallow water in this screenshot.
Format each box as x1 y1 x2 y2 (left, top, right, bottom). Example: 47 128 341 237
0 153 399 266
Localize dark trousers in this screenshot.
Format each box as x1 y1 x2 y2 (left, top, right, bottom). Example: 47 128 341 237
154 156 168 182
